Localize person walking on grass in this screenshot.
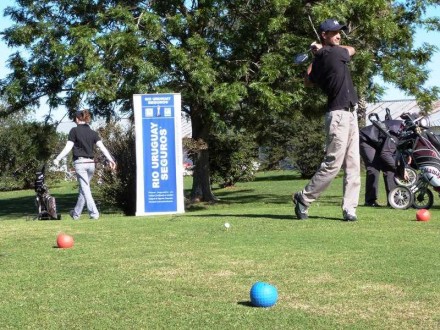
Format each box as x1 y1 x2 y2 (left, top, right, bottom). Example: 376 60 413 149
292 18 360 221
53 109 116 220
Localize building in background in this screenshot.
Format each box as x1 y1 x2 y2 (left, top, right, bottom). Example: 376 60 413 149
366 100 440 126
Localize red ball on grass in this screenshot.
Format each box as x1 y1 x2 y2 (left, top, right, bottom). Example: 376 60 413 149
416 209 431 222
57 233 74 248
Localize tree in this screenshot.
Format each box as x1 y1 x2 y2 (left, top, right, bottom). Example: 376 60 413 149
1 0 439 201
0 115 59 190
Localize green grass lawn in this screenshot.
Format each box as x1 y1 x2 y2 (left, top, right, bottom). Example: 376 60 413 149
0 171 439 329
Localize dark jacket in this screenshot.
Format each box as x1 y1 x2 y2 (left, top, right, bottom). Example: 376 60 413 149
360 120 402 149
380 136 397 170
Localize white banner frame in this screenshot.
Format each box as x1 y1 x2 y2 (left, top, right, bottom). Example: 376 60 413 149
133 93 185 216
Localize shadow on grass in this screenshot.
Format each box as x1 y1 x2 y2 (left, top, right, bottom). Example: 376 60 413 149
0 185 121 220
215 192 289 205
308 215 343 221
184 213 342 221
253 173 301 182
184 192 346 214
0 194 40 220
188 192 344 206
0 193 78 220
184 190 290 209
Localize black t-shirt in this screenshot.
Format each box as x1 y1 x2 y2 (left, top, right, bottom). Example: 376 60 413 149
68 124 101 160
309 45 358 111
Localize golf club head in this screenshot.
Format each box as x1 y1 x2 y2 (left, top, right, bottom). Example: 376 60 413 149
294 53 309 64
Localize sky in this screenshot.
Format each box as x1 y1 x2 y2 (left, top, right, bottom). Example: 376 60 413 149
0 1 439 131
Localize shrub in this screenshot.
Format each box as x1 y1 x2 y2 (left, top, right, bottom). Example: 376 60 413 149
256 118 296 171
287 114 326 178
95 122 136 215
209 129 259 188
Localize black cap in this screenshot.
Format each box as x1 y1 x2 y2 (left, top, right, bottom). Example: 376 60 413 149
319 19 347 32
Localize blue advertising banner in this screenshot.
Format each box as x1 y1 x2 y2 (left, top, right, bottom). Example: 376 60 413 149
133 93 184 216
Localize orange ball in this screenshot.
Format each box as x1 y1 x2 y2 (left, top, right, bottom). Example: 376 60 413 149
416 209 431 222
57 233 74 248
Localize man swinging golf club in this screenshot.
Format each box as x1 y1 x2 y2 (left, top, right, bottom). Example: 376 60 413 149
293 18 360 221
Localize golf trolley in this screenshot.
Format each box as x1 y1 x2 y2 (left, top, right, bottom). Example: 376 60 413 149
34 165 61 220
391 167 432 209
371 113 440 210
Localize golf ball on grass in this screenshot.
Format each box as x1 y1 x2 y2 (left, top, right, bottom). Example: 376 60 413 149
416 209 431 222
250 282 278 307
224 222 231 229
56 233 74 249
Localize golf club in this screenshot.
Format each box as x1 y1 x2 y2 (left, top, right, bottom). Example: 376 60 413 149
294 52 309 64
293 13 320 65
308 14 321 42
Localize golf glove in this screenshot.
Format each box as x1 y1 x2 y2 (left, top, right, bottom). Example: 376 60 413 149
53 158 60 167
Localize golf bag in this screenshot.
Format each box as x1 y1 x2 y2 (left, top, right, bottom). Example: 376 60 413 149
361 111 402 148
34 165 61 220
372 112 440 209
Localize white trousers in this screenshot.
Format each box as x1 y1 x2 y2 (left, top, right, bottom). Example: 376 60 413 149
73 161 99 219
301 110 361 214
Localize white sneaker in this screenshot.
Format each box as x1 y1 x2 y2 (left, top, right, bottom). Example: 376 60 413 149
343 210 357 221
69 210 79 220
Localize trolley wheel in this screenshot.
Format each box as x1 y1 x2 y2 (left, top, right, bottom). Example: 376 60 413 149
394 168 418 187
412 188 434 210
388 186 414 210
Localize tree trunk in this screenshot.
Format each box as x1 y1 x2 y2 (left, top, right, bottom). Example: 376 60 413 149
357 95 367 128
189 110 218 203
190 148 218 202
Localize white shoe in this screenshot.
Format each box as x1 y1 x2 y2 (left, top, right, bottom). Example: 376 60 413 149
343 210 357 221
69 210 79 220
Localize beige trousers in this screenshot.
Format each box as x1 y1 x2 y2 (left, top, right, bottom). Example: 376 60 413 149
301 110 361 214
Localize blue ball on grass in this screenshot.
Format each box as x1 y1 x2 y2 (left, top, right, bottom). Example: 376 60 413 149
250 282 278 307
